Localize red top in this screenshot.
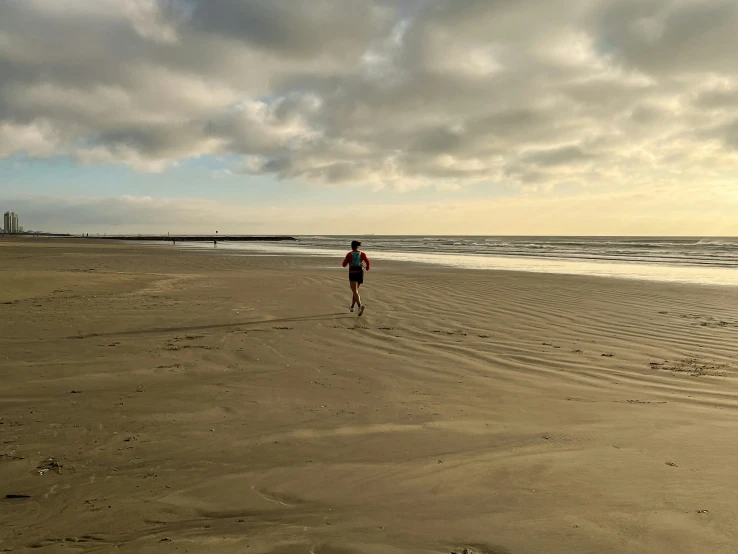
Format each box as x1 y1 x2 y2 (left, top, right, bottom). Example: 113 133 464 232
342 251 370 273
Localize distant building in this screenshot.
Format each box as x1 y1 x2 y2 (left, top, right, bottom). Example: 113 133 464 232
3 211 20 234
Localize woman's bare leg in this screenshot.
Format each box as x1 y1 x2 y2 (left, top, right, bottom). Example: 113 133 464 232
356 283 365 316
350 281 361 307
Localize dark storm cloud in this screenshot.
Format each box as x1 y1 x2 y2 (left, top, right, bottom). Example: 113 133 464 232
189 0 379 59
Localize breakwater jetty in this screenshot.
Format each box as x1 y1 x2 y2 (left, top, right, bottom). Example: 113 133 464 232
89 235 296 242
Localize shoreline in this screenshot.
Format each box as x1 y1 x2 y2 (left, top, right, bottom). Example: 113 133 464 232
5 234 736 287
143 236 738 287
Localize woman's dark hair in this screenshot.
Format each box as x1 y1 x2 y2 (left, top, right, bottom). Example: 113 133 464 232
351 240 361 250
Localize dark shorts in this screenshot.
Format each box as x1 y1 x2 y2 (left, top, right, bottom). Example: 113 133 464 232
348 271 363 284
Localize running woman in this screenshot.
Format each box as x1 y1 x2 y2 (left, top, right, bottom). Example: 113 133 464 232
342 240 370 316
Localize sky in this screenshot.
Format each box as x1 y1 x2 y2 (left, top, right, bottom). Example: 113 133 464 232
1 0 738 235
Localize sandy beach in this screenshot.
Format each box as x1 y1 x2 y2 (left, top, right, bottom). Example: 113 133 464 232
2 237 738 554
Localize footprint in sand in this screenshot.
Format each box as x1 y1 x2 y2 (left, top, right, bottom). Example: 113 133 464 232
451 544 512 554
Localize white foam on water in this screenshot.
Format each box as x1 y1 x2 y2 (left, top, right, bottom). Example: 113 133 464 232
166 240 738 286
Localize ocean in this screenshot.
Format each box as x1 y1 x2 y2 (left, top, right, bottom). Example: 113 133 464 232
173 236 738 286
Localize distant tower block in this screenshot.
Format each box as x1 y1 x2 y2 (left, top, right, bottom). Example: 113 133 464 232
3 212 19 233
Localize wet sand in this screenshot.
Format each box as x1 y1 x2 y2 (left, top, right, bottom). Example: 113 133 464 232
2 238 738 553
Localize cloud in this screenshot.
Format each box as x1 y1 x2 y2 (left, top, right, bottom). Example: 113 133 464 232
1 194 273 233
0 120 61 158
2 0 738 195
125 0 183 43
4 189 738 235
189 0 380 58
